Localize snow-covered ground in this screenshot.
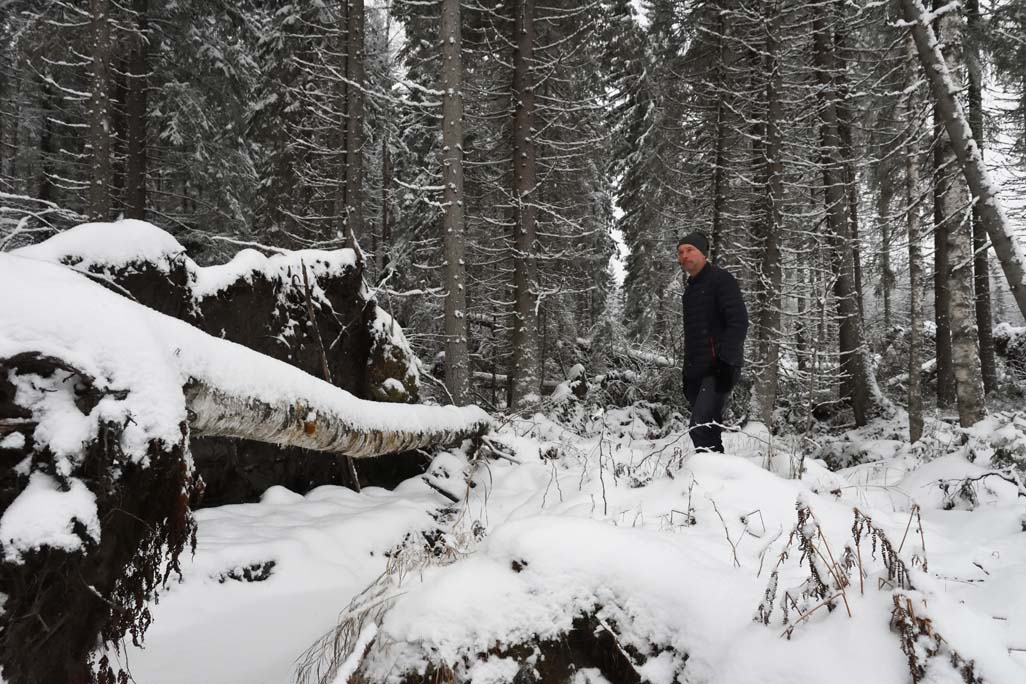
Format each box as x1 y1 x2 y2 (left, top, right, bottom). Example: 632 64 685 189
5 222 1024 683
112 408 1026 684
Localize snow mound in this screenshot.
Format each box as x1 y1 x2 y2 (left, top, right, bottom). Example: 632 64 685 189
1 254 190 456
1 473 99 563
13 219 187 273
191 246 357 298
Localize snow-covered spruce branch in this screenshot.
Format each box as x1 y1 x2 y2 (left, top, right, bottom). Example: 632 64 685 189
185 379 491 459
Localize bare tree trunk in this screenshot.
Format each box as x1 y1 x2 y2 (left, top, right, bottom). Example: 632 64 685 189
933 111 956 409
124 0 148 219
380 132 390 271
345 0 365 237
933 9 985 426
111 56 126 209
709 8 730 265
878 169 895 329
814 5 873 426
0 63 5 183
509 0 540 408
711 98 727 265
930 0 954 408
38 85 55 202
336 0 349 223
904 61 924 442
441 0 468 405
89 0 112 220
966 0 995 393
834 1 864 324
751 1 783 426
901 0 1026 325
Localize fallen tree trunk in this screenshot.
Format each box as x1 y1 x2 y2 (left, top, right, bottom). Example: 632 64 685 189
185 379 491 458
900 0 1026 323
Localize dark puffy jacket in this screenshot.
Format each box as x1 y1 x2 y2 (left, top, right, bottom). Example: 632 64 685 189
681 263 749 380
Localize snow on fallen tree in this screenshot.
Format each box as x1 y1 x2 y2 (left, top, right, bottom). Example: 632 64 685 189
10 220 465 502
900 0 1026 323
0 250 490 465
0 251 489 684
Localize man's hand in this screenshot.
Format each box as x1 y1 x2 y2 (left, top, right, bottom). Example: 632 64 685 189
714 359 737 393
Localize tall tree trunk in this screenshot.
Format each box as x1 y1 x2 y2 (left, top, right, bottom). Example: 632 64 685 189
933 129 956 409
0 57 6 185
38 86 55 203
814 4 873 426
931 0 954 408
966 0 995 392
111 56 126 209
709 8 730 266
710 98 727 265
933 9 985 426
124 0 149 219
441 0 468 405
345 0 365 237
904 55 924 442
380 131 391 272
901 0 1026 326
88 0 112 220
509 0 540 408
834 1 864 324
878 167 895 330
337 0 349 223
751 1 783 427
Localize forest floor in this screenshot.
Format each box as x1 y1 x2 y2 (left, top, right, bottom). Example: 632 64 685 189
114 402 1026 684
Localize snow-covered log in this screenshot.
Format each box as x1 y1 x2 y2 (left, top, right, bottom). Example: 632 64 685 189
10 221 490 500
0 236 491 684
1 249 491 462
185 379 490 457
900 0 1026 322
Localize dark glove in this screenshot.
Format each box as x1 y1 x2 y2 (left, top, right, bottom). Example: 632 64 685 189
714 360 737 393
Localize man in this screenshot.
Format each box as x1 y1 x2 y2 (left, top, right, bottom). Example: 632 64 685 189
677 232 748 453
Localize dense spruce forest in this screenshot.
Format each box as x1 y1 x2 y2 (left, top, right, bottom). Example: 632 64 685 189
2 1 1026 684
2 0 1026 427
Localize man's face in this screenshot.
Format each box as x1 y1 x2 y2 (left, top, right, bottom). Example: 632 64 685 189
677 243 707 277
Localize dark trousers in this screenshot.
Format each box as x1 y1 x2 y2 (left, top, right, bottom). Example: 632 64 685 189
685 375 730 453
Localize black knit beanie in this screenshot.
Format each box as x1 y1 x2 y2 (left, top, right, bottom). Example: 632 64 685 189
677 232 710 257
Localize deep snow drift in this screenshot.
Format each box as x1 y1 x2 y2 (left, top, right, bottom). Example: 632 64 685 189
111 406 1025 684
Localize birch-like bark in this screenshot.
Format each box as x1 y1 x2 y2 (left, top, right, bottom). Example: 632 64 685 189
901 0 1026 325
441 0 469 405
185 380 491 458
